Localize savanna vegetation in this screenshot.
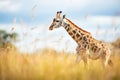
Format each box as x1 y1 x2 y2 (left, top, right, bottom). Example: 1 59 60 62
0 30 120 80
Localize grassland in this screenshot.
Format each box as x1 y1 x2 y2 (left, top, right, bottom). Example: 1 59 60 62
0 45 120 80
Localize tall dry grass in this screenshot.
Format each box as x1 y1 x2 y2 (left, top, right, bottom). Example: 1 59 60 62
0 46 120 80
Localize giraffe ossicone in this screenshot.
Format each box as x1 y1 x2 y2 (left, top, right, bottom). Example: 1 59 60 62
49 11 113 67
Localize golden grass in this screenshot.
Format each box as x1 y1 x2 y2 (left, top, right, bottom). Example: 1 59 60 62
0 48 120 80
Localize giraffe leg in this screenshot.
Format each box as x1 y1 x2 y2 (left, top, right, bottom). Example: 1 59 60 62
100 57 105 68
101 51 111 68
82 56 88 68
81 50 88 67
76 53 81 63
76 46 88 67
76 46 81 63
100 52 106 68
105 49 113 67
105 53 110 67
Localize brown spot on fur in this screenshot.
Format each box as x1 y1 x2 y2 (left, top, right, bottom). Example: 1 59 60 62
72 30 76 34
66 28 69 31
67 24 70 26
81 33 84 35
72 36 75 39
97 48 101 52
95 46 97 49
89 39 91 42
84 45 87 48
83 36 87 41
86 42 88 44
79 37 82 41
91 47 94 51
76 33 80 38
94 48 97 52
90 36 92 38
88 45 89 49
65 25 67 29
87 35 89 37
68 32 73 35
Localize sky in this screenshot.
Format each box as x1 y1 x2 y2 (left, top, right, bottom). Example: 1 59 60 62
0 0 120 53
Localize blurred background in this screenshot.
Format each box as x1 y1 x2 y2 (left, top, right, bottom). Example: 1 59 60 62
0 0 120 53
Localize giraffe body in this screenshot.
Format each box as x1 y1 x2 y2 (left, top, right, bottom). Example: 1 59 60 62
49 11 113 67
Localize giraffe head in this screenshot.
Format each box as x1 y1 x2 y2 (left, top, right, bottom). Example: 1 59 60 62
49 11 66 30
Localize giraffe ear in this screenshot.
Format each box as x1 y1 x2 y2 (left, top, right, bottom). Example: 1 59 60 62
63 14 66 19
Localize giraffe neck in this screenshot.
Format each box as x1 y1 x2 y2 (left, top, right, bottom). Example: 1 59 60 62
63 18 91 45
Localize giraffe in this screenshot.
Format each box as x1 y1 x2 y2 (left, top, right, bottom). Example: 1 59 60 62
49 11 113 67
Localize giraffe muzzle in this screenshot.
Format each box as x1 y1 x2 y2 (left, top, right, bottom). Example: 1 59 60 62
49 27 53 30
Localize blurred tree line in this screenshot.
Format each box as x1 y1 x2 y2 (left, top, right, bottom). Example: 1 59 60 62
111 38 120 55
0 30 18 48
112 38 120 48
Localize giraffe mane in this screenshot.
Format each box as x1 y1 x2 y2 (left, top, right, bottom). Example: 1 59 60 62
66 18 91 34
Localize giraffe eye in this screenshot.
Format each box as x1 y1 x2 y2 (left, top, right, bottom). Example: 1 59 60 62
56 20 59 22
